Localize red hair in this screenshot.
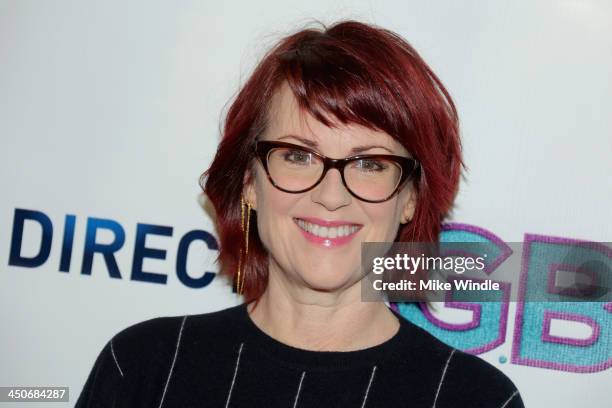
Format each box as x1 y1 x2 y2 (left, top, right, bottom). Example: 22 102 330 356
200 20 465 303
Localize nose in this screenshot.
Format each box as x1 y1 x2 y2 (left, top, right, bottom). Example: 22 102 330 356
310 168 352 210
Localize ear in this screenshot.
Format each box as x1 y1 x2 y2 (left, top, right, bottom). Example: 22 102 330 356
242 168 258 210
400 190 417 224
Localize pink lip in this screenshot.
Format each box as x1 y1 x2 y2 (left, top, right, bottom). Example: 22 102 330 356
293 217 362 248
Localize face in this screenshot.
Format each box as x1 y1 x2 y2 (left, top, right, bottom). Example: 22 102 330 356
244 82 417 294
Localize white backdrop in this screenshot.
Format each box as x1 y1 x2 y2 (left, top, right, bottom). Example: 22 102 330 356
1 1 611 407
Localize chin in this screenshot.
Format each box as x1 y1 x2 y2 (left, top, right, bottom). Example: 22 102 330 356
299 273 359 293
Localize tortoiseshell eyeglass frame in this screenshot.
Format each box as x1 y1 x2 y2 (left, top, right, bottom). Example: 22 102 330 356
254 140 421 203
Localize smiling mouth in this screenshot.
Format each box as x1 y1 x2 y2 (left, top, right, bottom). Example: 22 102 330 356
293 218 362 239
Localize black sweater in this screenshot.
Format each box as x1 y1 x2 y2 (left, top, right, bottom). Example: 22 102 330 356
75 302 524 407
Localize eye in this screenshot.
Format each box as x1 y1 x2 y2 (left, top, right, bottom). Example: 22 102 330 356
282 149 313 165
352 158 388 172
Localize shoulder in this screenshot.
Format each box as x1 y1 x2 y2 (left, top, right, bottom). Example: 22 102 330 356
442 349 522 407
109 304 244 376
112 303 243 344
77 305 244 407
396 316 524 407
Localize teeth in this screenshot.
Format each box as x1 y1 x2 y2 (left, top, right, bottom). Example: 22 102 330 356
295 219 360 238
329 227 337 239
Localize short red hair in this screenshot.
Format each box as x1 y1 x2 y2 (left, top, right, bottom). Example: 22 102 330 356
200 20 465 302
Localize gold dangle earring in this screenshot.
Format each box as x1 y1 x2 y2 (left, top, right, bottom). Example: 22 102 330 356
236 196 252 295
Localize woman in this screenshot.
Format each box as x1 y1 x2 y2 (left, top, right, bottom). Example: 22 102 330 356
76 20 524 407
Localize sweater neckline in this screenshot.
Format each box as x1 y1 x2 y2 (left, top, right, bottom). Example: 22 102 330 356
236 301 410 371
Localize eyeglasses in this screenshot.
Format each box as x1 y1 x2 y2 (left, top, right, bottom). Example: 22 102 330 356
254 140 420 203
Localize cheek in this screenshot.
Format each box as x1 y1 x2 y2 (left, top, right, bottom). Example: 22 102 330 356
254 182 298 245
254 167 295 211
364 203 401 240
257 182 296 217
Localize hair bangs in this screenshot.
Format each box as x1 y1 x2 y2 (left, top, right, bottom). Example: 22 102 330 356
278 40 409 143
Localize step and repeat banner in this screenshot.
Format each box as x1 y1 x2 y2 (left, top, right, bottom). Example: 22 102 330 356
1 1 610 407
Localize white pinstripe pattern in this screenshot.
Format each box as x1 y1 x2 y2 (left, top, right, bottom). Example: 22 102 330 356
225 342 245 408
360 365 377 408
157 316 187 408
109 338 124 377
432 349 455 408
292 371 306 408
500 390 519 408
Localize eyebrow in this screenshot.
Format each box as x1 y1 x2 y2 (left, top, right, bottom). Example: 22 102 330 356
277 134 395 154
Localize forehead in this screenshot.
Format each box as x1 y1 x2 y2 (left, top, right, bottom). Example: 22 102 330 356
264 82 408 155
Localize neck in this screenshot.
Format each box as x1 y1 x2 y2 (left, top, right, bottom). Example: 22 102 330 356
246 273 400 352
